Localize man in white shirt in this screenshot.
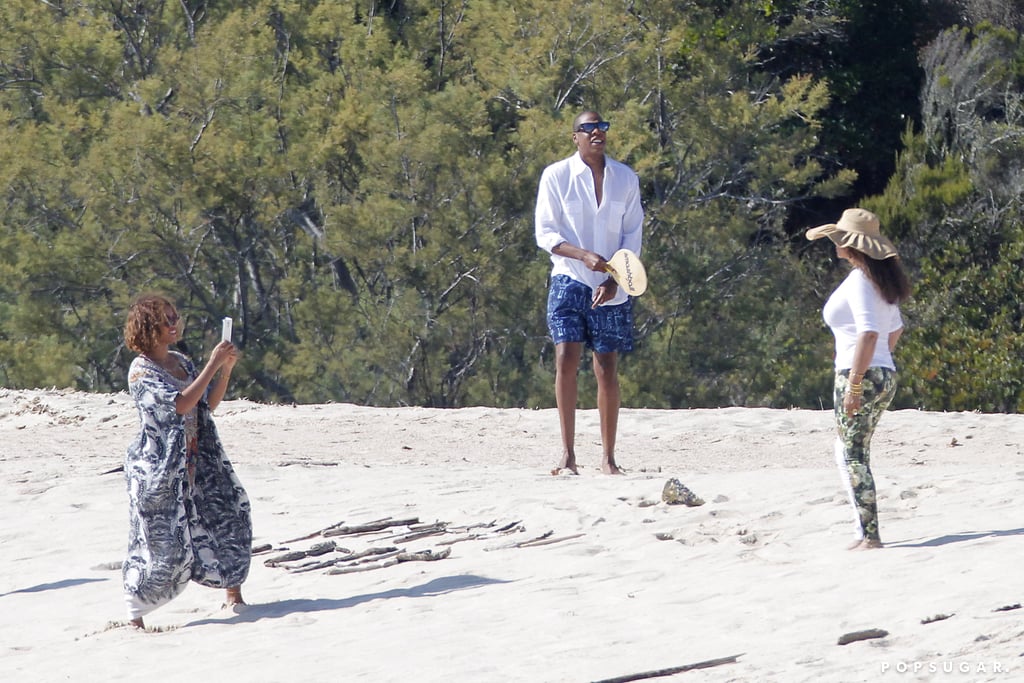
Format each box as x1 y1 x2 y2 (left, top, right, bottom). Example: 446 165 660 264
535 110 644 475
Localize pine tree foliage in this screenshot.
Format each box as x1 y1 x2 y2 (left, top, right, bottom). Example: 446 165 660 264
2 0 1021 411
870 24 1024 412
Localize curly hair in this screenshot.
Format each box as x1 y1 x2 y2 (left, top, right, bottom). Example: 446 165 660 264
124 293 177 354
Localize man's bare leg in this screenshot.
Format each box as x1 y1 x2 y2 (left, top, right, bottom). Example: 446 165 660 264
553 342 582 474
594 351 623 474
225 586 245 606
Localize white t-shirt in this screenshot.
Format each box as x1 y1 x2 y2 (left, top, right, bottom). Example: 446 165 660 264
823 268 903 371
535 152 643 306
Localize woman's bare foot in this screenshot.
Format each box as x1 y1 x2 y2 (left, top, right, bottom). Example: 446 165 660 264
129 617 145 629
224 586 245 607
849 538 883 550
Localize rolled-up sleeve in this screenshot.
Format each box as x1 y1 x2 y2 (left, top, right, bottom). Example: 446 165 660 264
535 169 567 253
619 172 643 255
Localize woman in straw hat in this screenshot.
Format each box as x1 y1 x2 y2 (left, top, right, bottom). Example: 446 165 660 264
807 208 911 550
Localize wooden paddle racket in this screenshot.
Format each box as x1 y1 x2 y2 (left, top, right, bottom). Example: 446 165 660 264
603 249 647 296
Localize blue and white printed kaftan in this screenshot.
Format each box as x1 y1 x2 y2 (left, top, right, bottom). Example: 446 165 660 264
123 352 252 620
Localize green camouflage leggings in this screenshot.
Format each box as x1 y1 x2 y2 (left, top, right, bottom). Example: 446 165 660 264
833 367 897 541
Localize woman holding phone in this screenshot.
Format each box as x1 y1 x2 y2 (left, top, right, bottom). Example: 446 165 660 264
121 294 251 628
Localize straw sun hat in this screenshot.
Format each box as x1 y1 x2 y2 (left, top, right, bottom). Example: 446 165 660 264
805 208 898 260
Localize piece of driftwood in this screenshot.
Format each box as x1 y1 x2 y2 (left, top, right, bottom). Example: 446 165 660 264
994 603 1021 612
287 558 344 573
283 517 402 544
921 613 954 624
291 548 408 573
264 550 311 566
339 546 401 562
516 533 586 548
305 541 337 556
322 547 450 575
485 530 551 551
485 530 585 551
322 517 421 537
282 519 352 543
396 547 451 562
251 543 273 554
438 523 524 546
837 628 889 645
591 654 743 683
389 527 449 544
327 558 401 575
262 540 338 567
448 520 499 532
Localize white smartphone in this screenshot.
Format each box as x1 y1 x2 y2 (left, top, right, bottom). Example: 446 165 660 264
221 317 233 342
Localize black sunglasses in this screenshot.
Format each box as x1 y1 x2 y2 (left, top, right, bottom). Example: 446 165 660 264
575 121 611 133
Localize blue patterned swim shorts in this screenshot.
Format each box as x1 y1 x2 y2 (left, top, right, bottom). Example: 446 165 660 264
546 275 634 353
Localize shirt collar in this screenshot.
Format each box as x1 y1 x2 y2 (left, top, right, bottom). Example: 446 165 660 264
569 151 607 176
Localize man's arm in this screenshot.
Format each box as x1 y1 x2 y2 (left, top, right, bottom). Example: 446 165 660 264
535 169 568 253
619 169 643 255
552 242 609 273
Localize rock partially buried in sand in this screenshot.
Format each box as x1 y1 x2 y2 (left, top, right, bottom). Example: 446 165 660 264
662 478 705 507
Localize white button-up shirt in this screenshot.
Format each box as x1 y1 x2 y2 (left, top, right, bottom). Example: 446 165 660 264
535 152 644 306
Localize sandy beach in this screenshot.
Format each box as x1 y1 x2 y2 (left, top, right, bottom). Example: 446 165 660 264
1 387 1021 682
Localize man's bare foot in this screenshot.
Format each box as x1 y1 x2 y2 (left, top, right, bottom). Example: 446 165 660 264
552 456 579 475
601 462 625 475
224 586 245 607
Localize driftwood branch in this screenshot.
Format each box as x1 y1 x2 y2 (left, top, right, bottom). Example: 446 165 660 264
592 654 743 683
327 559 400 575
921 613 953 624
517 533 586 548
322 518 421 537
484 530 585 551
397 548 451 562
325 547 451 575
837 628 888 645
264 540 338 567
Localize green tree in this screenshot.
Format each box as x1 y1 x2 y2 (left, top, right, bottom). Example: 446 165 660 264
869 25 1024 411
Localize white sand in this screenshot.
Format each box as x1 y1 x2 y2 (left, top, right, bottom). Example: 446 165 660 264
1 388 1021 682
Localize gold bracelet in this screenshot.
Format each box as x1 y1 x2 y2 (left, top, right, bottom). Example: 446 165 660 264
847 382 863 397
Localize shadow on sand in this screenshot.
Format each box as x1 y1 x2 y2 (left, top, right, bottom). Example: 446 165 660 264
890 527 1024 548
185 573 510 627
0 577 108 598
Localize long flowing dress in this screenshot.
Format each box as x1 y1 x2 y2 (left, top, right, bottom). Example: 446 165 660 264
122 352 252 620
